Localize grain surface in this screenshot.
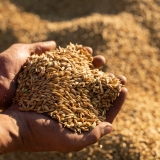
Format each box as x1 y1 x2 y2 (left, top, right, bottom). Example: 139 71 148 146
0 0 160 159
13 43 122 133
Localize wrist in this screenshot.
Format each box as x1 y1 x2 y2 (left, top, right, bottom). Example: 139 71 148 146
0 113 22 154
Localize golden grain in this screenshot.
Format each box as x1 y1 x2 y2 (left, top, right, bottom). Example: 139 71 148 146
13 43 122 133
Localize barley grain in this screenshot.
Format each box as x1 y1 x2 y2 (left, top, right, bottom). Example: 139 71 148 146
13 43 122 133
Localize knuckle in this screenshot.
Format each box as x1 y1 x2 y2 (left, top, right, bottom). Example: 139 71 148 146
88 134 99 144
11 43 23 48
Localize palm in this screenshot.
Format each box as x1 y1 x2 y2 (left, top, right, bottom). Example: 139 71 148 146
12 105 90 152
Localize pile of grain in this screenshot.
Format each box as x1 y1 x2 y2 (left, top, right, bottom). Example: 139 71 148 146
0 0 160 159
13 43 121 133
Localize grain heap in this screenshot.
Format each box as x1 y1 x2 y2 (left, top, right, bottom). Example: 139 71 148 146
13 43 122 133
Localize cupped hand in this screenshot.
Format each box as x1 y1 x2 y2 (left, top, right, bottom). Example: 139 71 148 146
0 41 56 109
0 43 128 153
0 43 107 110
2 81 127 154
2 105 112 153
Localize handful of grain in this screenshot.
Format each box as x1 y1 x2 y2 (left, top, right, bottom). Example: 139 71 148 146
13 43 122 133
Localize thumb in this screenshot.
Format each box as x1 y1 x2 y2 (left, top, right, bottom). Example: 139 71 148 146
82 122 112 147
28 41 56 55
92 122 112 139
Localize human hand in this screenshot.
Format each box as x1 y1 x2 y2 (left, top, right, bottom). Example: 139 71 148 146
81 48 128 123
1 82 127 154
1 74 127 154
0 41 56 109
0 43 127 153
0 42 108 110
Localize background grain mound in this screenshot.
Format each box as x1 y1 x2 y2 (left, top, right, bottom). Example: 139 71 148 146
0 0 160 159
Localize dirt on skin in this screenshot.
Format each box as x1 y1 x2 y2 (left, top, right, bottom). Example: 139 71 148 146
0 0 160 159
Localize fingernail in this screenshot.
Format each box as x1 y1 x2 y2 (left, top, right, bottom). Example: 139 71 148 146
84 47 93 54
104 125 112 135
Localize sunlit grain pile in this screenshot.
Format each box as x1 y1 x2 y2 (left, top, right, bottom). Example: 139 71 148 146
13 43 122 132
0 0 160 159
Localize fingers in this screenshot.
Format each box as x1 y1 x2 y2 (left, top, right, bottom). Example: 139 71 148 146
106 87 128 123
117 75 127 85
85 47 106 68
107 74 127 85
72 122 112 152
101 75 127 123
85 46 128 124
87 122 112 139
105 75 127 123
92 55 106 68
85 47 93 55
28 41 56 55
